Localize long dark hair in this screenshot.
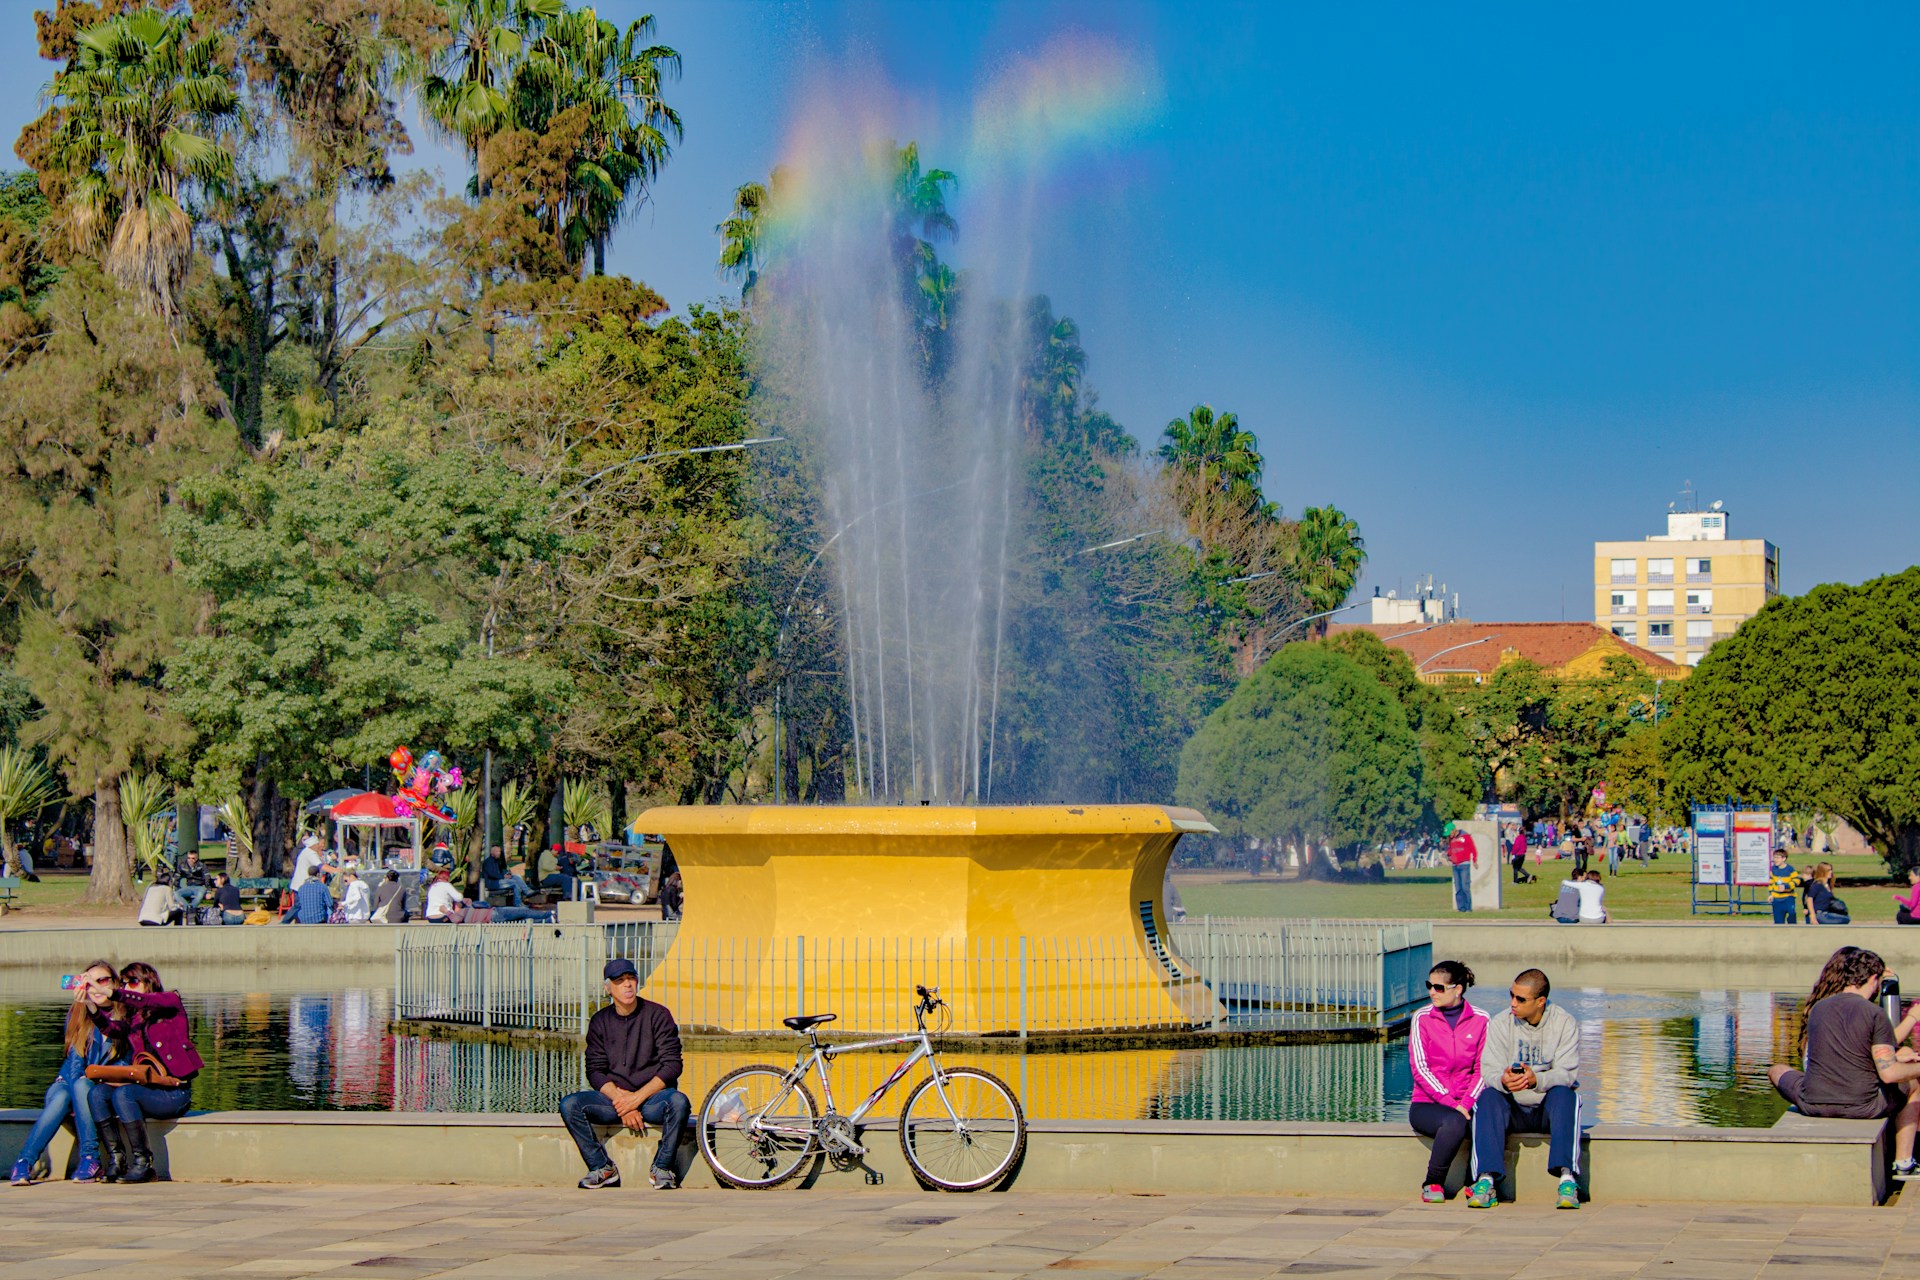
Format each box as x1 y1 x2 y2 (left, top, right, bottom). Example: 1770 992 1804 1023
1800 947 1884 1052
119 961 165 992
1429 960 1475 990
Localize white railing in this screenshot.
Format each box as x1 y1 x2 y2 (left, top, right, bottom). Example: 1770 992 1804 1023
394 919 1429 1038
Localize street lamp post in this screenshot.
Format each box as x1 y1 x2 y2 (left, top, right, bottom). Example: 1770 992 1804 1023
1415 635 1501 675
1247 601 1367 664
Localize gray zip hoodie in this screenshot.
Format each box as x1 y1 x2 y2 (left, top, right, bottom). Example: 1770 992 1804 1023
1478 1002 1580 1107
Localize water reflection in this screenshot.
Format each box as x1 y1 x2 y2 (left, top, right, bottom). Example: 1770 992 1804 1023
0 986 1801 1127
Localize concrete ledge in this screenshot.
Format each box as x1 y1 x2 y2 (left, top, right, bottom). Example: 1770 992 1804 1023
1431 920 1920 988
0 1111 1886 1205
0 922 600 972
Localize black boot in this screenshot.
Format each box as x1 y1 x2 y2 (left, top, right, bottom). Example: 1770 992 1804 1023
98 1119 128 1183
122 1117 154 1183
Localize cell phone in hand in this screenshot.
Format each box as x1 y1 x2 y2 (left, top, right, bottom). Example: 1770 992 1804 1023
61 975 79 991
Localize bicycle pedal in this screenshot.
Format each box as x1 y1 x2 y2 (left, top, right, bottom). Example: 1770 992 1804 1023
864 1168 885 1185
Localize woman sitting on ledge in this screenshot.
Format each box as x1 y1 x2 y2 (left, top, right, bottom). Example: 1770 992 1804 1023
87 961 203 1184
1408 960 1488 1203
9 959 122 1185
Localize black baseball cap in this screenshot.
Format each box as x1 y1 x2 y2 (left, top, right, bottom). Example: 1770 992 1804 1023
603 958 639 982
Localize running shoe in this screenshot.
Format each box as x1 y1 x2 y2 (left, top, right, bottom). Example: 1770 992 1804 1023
1893 1159 1920 1181
577 1165 621 1190
1420 1183 1445 1204
8 1159 32 1186
648 1165 679 1190
1466 1176 1497 1209
1556 1174 1580 1209
71 1157 103 1184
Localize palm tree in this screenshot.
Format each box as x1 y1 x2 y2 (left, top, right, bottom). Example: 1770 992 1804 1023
0 747 62 879
47 8 237 318
416 0 563 189
716 178 770 297
1292 504 1368 619
518 7 681 276
1157 404 1264 537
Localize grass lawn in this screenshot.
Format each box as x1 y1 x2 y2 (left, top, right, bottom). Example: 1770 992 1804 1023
1173 853 1900 922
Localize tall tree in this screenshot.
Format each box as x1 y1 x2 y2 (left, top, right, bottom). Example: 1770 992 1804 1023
42 7 238 318
516 6 681 276
0 268 238 901
1663 567 1920 873
1291 503 1367 621
415 0 561 189
1158 403 1264 542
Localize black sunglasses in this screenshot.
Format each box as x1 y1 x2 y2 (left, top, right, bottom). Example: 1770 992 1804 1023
1426 981 1455 992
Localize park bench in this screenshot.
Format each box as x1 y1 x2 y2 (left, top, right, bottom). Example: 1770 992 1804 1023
0 876 18 915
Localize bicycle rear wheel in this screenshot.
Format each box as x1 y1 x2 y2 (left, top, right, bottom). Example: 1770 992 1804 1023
898 1066 1025 1191
698 1065 819 1189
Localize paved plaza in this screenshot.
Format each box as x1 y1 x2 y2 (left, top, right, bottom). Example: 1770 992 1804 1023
1 1182 1917 1279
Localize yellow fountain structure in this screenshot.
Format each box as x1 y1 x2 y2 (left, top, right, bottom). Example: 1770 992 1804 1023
633 804 1224 1035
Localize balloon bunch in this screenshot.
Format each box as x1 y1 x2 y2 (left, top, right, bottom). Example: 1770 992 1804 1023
388 746 462 825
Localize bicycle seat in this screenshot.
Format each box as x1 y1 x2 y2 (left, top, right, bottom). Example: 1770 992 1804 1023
783 1013 838 1032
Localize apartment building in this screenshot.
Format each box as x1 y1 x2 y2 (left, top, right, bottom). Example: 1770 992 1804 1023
1593 508 1779 668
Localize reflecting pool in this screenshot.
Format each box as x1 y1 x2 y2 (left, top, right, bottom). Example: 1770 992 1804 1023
0 986 1799 1127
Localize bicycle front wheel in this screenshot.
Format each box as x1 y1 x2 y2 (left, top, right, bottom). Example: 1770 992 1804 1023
698 1065 819 1189
898 1066 1026 1191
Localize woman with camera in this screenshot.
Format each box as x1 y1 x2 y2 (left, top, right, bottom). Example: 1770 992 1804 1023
9 960 124 1184
85 961 204 1183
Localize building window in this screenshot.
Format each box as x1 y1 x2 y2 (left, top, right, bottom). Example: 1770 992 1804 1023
1609 557 1636 583
1687 620 1714 643
1685 651 1704 667
1686 589 1712 613
1647 589 1674 615
1648 622 1673 646
1647 558 1674 582
1686 557 1712 580
1766 551 1779 593
1610 590 1636 614
1610 623 1638 644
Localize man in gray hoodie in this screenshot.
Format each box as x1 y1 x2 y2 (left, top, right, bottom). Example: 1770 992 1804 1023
1469 968 1582 1209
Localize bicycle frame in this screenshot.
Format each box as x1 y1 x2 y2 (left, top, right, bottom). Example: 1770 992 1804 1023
794 1030 934 1125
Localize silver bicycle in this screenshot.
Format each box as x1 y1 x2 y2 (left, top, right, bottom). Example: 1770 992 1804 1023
696 985 1026 1191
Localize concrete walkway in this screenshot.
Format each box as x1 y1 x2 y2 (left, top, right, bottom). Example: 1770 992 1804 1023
1 1183 1915 1279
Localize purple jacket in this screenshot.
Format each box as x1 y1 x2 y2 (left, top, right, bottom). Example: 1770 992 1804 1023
1410 1001 1489 1110
99 988 205 1081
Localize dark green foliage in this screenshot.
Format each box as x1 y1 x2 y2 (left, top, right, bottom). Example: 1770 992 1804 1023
1176 644 1425 862
1664 567 1920 872
1321 630 1481 822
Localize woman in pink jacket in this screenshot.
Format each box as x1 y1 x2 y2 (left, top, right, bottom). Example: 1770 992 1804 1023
1409 959 1490 1201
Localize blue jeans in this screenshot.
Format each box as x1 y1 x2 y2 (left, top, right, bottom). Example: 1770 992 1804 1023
491 906 556 924
89 1081 192 1126
1772 897 1797 924
486 875 531 908
17 1075 101 1167
542 874 579 900
1451 862 1472 912
559 1088 690 1174
1472 1085 1581 1181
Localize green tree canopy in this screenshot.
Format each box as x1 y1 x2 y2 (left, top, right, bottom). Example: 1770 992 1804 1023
1176 643 1425 863
1320 629 1481 823
1664 567 1920 872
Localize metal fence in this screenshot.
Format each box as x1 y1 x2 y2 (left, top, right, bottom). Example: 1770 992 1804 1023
394 919 1430 1037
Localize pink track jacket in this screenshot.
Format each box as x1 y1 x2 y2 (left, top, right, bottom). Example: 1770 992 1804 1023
1410 1001 1490 1110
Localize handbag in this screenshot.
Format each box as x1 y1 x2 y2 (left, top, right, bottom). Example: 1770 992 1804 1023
86 1051 184 1089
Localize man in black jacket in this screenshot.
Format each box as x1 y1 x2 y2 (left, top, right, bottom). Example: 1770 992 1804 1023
559 958 691 1189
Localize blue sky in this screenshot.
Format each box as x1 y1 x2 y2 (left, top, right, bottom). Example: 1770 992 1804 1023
4 2 1914 619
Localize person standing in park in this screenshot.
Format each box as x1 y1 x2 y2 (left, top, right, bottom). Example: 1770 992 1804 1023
1768 947 1920 1180
1509 825 1534 885
1468 968 1583 1210
1409 960 1489 1202
559 958 692 1190
1446 822 1477 913
1769 848 1803 924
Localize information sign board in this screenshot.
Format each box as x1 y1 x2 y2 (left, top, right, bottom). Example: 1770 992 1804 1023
1695 810 1728 886
1732 810 1774 887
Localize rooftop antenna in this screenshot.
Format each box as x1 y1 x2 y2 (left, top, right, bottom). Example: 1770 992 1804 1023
1677 480 1697 513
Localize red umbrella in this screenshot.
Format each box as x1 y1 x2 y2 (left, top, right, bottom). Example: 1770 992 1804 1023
331 792 402 821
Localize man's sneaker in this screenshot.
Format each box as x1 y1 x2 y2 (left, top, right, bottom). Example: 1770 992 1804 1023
1420 1183 1445 1203
648 1165 679 1190
577 1165 620 1190
8 1159 32 1186
1893 1159 1920 1181
1556 1174 1580 1209
1466 1176 1497 1209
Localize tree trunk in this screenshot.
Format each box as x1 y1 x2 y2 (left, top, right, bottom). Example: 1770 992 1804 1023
592 232 606 277
606 772 626 844
1 826 19 878
85 781 135 904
